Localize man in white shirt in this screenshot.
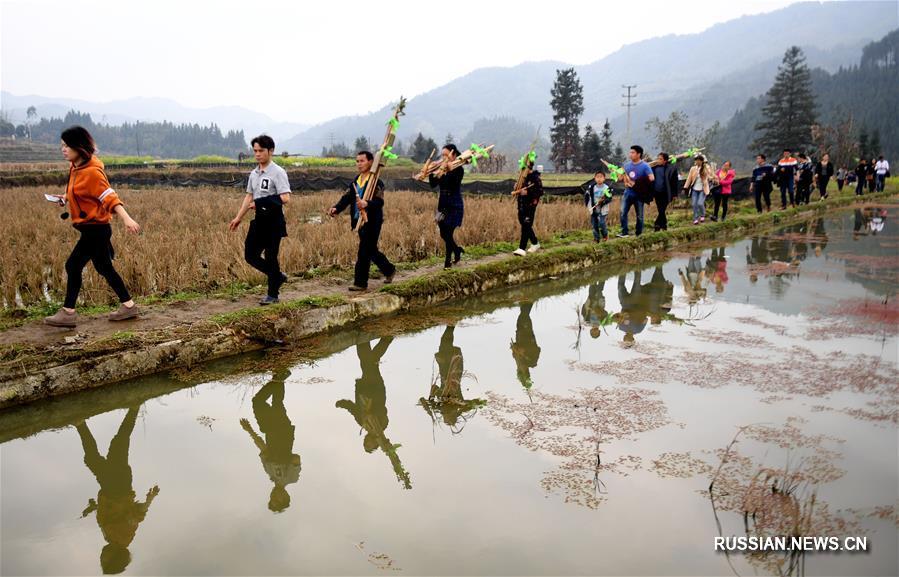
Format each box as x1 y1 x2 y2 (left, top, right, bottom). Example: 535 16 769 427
874 156 890 192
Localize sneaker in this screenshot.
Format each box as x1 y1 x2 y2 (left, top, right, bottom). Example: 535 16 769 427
693 219 699 225
44 308 77 328
526 243 540 253
383 270 396 284
616 233 630 238
710 216 718 222
259 295 280 306
348 285 367 292
699 217 705 223
512 248 527 256
109 303 139 321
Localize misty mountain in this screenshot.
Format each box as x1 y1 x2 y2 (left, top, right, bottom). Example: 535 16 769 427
0 92 308 144
282 1 897 156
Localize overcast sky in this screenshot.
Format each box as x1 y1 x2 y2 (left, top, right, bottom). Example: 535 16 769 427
2 0 797 124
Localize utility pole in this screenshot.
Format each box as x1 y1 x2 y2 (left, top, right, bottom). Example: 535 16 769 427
621 84 637 146
328 132 336 154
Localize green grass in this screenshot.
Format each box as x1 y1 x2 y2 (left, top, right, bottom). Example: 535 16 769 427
209 295 345 325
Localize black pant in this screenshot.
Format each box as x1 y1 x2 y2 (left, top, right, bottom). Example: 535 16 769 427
518 205 538 250
712 193 729 220
64 224 131 309
244 219 284 297
837 179 844 192
818 177 830 198
653 189 669 230
855 178 865 195
797 182 811 204
355 218 394 288
438 222 460 266
754 188 771 213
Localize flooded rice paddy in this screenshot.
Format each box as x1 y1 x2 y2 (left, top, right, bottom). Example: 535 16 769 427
1 205 897 576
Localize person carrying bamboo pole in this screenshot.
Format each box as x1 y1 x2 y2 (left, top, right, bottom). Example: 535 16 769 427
511 163 544 256
328 151 396 291
429 144 466 269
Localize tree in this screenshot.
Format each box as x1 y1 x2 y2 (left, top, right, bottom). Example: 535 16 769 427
445 133 454 145
549 67 584 172
580 124 601 171
25 105 37 139
409 132 439 162
613 143 624 163
752 46 817 155
811 115 858 167
393 139 406 157
645 111 691 155
353 135 370 152
598 119 614 162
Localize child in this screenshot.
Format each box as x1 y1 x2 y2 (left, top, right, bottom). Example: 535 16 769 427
585 170 613 241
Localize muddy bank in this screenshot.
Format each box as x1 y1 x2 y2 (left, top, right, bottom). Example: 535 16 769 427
0 192 894 409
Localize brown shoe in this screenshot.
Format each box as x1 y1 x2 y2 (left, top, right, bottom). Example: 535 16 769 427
109 304 139 321
348 285 367 292
44 308 77 328
383 271 396 284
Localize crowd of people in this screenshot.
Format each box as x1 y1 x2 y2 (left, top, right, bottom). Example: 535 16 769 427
42 126 891 328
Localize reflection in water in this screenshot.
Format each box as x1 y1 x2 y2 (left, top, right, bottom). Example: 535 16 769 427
679 256 708 305
616 267 681 345
240 368 301 513
420 325 485 433
76 406 158 575
705 248 729 293
510 303 541 391
336 338 412 489
581 281 612 339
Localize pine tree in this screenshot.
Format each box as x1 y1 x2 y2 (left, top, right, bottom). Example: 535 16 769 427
580 124 601 171
354 135 370 152
752 46 818 155
598 119 614 162
614 143 624 163
445 133 454 145
549 68 584 172
410 132 439 162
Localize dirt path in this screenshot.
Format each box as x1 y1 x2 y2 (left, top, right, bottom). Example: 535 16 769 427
0 250 512 348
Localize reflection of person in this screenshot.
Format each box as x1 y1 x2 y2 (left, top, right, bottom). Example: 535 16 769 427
853 208 867 239
811 218 828 256
76 407 158 575
336 338 411 489
420 325 483 430
581 281 611 338
679 256 707 304
240 368 300 513
510 303 541 390
616 271 652 345
705 248 729 293
645 266 675 324
869 209 887 234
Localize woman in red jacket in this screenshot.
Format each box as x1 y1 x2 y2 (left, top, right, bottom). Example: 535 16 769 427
45 126 142 328
711 160 735 222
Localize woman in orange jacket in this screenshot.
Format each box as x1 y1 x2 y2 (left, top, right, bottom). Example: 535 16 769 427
45 126 141 328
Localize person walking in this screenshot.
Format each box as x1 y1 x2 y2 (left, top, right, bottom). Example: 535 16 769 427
44 126 141 328
683 154 711 224
814 153 834 199
329 151 396 291
617 145 654 237
711 160 735 221
230 135 291 305
512 163 544 256
429 144 466 268
750 154 775 213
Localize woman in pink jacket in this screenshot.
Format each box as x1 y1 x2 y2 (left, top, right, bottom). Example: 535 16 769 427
712 160 735 222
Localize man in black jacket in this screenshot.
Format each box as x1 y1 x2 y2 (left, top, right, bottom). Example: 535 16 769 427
329 151 396 291
651 153 679 231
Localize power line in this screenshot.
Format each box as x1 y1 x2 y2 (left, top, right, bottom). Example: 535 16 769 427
621 84 637 146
